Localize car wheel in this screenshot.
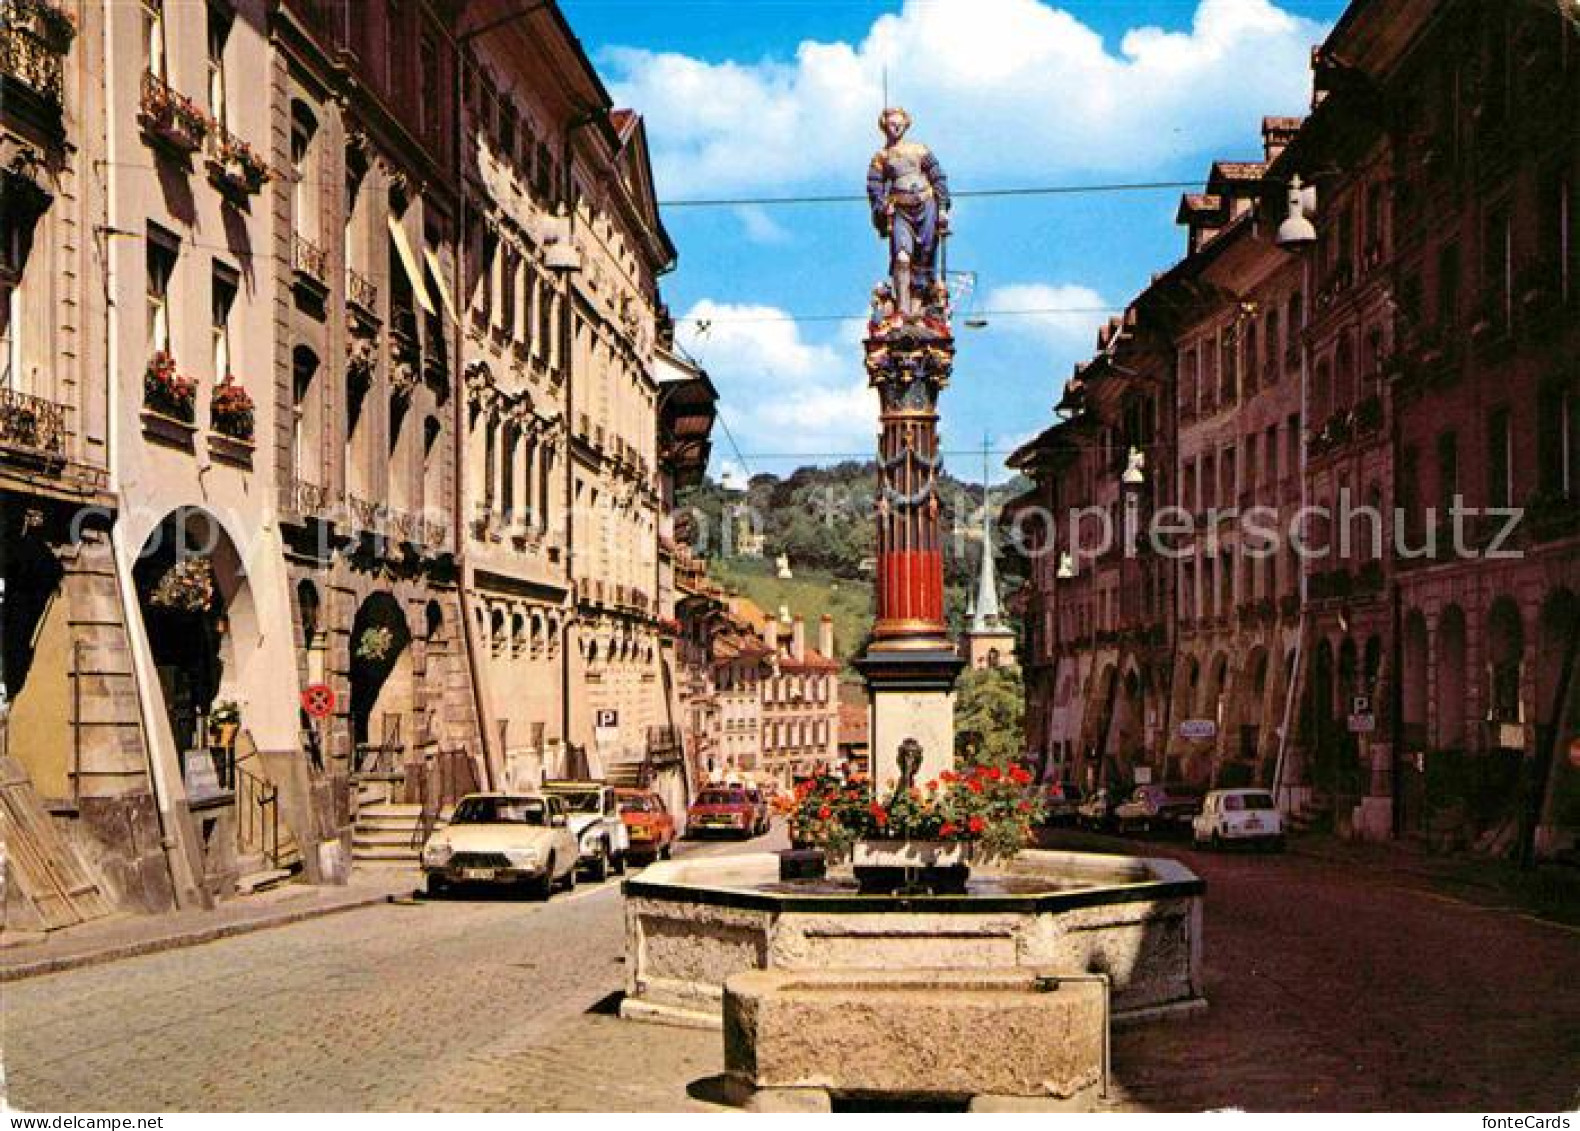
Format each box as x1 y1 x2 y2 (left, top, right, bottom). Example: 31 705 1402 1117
585 844 609 883
425 873 448 899
612 850 627 876
529 860 554 901
561 855 577 891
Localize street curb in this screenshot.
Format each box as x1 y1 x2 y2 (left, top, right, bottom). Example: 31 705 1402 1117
0 888 409 983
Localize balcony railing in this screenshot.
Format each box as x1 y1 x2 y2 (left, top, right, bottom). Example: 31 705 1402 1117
346 267 378 313
292 233 327 281
138 71 207 157
1 0 71 109
0 385 66 464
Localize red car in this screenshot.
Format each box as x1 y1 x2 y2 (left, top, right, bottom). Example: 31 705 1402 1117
617 788 676 862
686 785 767 839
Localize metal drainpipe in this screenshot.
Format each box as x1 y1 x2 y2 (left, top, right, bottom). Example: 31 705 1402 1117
1272 240 1315 812
449 39 501 792
559 114 594 774
100 13 203 909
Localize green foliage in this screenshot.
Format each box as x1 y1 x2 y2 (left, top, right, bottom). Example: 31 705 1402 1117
954 666 1026 768
676 462 1033 651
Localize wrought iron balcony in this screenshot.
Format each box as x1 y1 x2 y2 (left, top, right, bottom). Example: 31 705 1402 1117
1 0 72 111
0 385 66 466
292 233 327 281
346 267 378 313
139 71 207 157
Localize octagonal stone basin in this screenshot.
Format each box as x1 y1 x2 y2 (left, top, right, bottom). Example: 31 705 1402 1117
620 848 1206 1028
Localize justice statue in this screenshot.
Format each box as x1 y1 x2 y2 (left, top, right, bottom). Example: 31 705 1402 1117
866 106 951 317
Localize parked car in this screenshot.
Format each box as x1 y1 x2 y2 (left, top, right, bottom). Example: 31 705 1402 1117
1075 787 1117 831
420 792 578 900
1037 781 1085 826
686 785 765 838
1193 788 1285 850
1114 784 1205 835
617 788 677 863
541 779 630 880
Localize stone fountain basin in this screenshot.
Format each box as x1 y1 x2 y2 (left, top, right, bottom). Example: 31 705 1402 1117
620 848 1205 1028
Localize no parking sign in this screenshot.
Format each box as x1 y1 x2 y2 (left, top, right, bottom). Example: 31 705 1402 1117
301 683 336 719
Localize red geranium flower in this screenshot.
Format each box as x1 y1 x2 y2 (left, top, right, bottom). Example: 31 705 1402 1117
939 821 959 838
968 815 986 834
939 770 958 784
1009 766 1032 785
966 779 983 794
925 779 939 791
985 765 1002 781
817 805 831 820
1017 800 1032 813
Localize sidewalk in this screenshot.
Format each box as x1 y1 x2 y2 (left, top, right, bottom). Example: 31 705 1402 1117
0 867 419 982
1286 831 1580 927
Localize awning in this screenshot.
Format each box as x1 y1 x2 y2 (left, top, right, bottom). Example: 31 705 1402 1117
386 215 435 316
422 246 459 325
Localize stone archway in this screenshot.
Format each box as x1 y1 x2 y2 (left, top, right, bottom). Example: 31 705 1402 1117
130 508 260 799
348 592 413 773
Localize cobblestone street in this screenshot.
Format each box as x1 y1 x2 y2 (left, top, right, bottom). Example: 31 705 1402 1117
4 828 1576 1112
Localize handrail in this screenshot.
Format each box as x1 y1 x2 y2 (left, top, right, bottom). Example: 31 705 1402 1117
237 765 281 869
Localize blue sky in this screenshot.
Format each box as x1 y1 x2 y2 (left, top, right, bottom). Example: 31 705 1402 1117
563 0 1345 482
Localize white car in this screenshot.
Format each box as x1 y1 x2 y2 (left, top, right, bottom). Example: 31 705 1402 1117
1192 788 1286 851
541 780 631 880
421 793 580 899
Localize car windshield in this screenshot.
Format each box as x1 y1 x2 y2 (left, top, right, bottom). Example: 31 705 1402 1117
547 788 601 813
620 795 657 813
697 790 745 806
451 797 546 826
1226 792 1276 812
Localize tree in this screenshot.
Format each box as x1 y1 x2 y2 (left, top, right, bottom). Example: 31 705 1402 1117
953 666 1025 767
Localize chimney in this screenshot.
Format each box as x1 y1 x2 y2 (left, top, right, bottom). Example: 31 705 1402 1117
761 618 778 652
818 614 834 658
791 615 806 662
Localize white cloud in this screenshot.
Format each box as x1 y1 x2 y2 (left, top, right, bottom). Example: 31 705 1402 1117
980 281 1112 351
606 0 1324 198
678 300 876 463
732 205 792 245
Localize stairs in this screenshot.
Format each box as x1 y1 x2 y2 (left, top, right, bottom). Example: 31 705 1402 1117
351 781 429 867
604 760 647 789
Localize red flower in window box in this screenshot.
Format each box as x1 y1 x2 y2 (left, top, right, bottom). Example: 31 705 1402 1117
210 374 255 441
144 351 197 422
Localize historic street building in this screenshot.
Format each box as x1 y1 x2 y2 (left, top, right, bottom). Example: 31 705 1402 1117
0 0 717 933
1012 0 1579 858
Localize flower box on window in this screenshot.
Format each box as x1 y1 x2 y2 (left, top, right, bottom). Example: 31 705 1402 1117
207 129 270 199
143 351 196 422
210 374 255 442
139 72 208 157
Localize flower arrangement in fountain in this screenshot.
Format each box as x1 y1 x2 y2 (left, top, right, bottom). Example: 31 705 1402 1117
780 763 1042 865
355 626 396 662
210 374 255 441
144 351 197 421
149 556 215 613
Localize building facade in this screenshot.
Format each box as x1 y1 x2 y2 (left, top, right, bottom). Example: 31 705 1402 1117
0 0 716 931
1013 0 1580 857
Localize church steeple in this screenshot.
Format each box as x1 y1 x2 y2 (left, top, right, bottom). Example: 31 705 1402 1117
970 479 1002 633
961 436 1018 671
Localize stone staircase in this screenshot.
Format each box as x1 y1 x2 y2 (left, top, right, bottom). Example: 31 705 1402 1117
604 759 647 789
351 782 430 868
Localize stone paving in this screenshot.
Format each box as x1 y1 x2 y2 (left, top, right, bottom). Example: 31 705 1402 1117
3 827 1576 1112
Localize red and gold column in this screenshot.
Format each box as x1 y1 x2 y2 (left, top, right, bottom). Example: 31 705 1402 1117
866 324 953 650
854 315 964 789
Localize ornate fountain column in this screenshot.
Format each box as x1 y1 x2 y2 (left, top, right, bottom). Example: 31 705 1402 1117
854 107 964 790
